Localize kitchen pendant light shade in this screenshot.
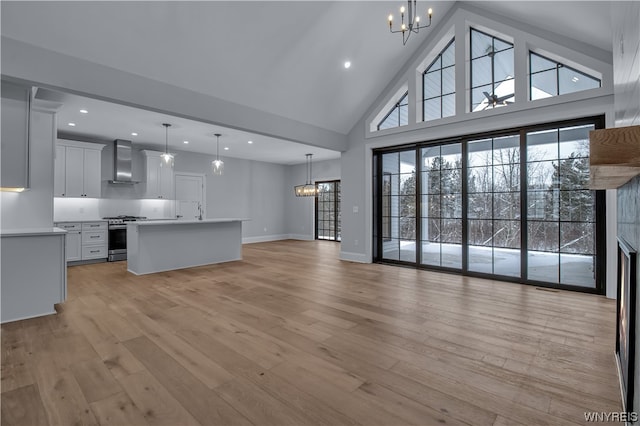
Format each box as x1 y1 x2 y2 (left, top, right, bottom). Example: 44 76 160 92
294 154 318 197
161 123 174 168
212 133 224 175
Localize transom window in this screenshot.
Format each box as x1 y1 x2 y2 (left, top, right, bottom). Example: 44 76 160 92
470 28 514 112
377 92 409 131
423 39 456 121
530 52 601 100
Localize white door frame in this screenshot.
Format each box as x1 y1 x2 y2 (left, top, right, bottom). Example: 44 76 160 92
174 172 207 218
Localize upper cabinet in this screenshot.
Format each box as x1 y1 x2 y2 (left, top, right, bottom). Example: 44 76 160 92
1 81 32 190
142 150 174 199
54 140 105 197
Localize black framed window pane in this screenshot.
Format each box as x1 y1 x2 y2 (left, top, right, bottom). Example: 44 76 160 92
560 190 595 222
531 70 557 99
471 30 492 59
441 219 462 244
527 129 559 160
493 37 512 53
527 221 559 252
468 193 492 219
528 251 560 283
494 49 514 81
383 238 400 260
442 94 455 118
494 193 520 220
441 193 462 218
527 161 559 190
399 104 408 126
441 143 462 167
424 99 441 122
560 222 594 255
422 194 441 217
468 167 493 193
493 165 520 192
424 71 441 96
471 56 492 87
559 67 600 95
531 53 557 73
383 153 399 173
471 84 493 111
442 66 455 94
560 253 595 287
559 125 592 158
468 139 493 167
442 41 455 67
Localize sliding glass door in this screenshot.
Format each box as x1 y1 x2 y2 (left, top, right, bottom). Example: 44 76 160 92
373 117 604 293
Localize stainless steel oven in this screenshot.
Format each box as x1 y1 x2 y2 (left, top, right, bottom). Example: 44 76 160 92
105 216 146 261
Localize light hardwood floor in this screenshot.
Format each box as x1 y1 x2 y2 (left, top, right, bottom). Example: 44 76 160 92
2 240 621 425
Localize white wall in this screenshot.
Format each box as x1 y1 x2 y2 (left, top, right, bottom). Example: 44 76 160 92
1 103 57 230
285 158 341 240
339 4 619 298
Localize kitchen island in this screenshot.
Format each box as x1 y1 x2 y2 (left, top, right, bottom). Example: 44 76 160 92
1 227 67 323
126 218 246 275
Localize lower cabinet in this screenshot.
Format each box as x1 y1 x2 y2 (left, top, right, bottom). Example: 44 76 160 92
55 221 107 263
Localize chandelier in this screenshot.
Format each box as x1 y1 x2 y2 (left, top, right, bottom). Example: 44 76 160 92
294 154 318 197
388 0 433 45
161 123 174 167
212 133 224 175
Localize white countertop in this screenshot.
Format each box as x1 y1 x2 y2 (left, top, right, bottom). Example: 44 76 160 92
129 218 249 226
1 227 67 237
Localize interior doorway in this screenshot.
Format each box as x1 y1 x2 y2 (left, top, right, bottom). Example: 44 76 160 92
175 173 205 220
315 180 341 241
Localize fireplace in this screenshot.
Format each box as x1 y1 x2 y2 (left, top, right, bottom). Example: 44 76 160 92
617 237 638 412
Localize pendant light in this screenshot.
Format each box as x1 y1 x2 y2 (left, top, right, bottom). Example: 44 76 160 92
161 123 174 167
294 154 318 197
212 133 224 175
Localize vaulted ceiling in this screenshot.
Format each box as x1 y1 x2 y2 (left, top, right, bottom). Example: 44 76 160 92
1 1 614 141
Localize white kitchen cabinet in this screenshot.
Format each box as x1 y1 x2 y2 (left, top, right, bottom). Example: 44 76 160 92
80 221 107 260
55 222 81 262
1 81 31 190
55 140 105 198
142 150 174 199
54 221 107 263
54 145 66 197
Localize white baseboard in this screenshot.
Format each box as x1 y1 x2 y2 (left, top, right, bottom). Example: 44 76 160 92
339 251 369 263
242 234 289 244
287 234 314 241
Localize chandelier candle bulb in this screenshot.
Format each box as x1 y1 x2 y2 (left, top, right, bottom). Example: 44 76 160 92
388 0 433 45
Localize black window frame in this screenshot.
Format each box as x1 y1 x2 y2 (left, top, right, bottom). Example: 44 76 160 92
469 28 515 112
372 115 606 295
529 51 602 100
315 180 341 242
377 91 409 131
422 38 456 122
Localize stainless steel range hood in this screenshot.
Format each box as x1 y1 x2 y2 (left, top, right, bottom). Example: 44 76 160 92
109 139 138 184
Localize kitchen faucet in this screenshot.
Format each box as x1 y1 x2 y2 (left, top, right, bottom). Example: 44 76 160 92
197 202 203 220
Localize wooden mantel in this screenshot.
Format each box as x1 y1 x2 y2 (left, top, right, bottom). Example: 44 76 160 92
589 125 640 189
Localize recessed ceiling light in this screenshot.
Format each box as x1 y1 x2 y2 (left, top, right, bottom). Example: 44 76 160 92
572 76 580 83
79 109 88 114
68 122 76 127
131 132 138 136
183 140 189 144
248 140 253 144
344 61 351 69
224 147 230 151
